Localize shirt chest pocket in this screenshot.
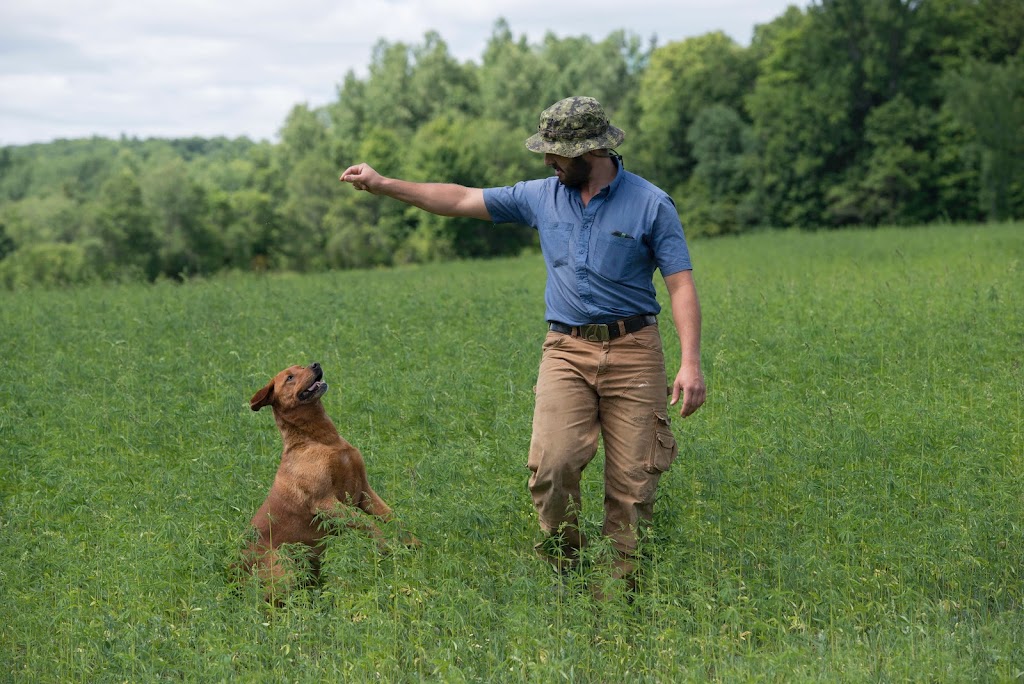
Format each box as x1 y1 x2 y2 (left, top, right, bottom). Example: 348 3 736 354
538 222 573 267
593 229 645 282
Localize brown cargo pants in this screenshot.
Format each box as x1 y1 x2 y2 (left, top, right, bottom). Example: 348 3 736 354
528 323 679 578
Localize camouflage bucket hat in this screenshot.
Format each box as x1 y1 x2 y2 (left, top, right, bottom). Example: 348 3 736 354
524 96 625 157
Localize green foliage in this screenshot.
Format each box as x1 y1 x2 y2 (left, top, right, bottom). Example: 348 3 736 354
1 223 1022 680
0 222 14 260
746 0 972 228
0 136 276 284
408 31 481 122
351 33 478 137
0 138 121 203
635 32 755 183
942 54 1024 220
276 104 330 172
0 192 84 245
924 0 1024 65
478 19 552 132
323 127 410 269
534 30 647 128
89 167 160 280
1 8 1023 286
930 106 984 222
825 94 941 225
143 158 224 278
681 104 757 235
209 188 278 270
278 155 341 271
0 241 94 288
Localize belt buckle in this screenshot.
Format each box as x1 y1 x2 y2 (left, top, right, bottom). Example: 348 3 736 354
580 324 610 342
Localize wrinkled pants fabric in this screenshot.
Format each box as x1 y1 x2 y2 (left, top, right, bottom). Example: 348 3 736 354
528 325 679 573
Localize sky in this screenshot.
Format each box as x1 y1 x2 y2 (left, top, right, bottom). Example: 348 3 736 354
0 0 803 147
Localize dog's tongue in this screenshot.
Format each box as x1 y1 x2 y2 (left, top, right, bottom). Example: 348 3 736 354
314 381 328 394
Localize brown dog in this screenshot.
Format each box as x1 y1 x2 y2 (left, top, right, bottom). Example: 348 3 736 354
240 361 414 599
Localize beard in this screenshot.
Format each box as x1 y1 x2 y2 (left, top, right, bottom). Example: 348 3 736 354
552 155 592 189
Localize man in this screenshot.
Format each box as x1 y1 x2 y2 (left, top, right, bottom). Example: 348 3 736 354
340 96 705 593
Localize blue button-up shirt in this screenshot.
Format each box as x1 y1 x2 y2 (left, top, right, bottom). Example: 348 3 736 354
483 161 692 325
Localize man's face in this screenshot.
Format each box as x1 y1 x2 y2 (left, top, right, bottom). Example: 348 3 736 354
544 153 592 189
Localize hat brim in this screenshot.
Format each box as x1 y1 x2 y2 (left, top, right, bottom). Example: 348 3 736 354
524 125 625 157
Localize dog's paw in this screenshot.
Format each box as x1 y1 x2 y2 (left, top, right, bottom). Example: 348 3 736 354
399 531 422 548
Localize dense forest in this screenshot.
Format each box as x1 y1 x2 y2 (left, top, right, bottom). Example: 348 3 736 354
0 0 1021 287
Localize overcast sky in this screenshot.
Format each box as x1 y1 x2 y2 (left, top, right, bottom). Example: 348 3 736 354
1 1 803 147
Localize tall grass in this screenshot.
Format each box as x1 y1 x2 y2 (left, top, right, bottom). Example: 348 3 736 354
1 222 1022 681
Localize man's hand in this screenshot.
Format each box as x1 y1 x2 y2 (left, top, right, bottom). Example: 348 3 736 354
339 163 383 193
670 364 706 418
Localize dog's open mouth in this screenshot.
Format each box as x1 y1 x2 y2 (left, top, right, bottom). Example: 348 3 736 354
298 366 328 402
298 380 328 401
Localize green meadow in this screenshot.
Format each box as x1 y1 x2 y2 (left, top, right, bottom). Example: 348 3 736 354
1 222 1022 682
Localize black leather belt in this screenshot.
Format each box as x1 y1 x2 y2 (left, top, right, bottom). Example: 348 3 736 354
548 314 657 342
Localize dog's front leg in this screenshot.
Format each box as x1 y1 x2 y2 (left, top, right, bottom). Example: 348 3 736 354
357 486 394 520
317 500 390 551
355 489 421 548
248 546 296 605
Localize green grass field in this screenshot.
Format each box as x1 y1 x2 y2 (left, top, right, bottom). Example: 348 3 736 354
2 222 1022 682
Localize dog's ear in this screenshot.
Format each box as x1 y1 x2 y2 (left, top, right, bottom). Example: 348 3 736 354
249 380 275 411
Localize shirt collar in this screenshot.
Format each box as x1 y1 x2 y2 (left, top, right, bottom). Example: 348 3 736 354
604 155 624 197
573 155 622 200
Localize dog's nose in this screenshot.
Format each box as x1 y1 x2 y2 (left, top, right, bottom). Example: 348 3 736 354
310 362 321 371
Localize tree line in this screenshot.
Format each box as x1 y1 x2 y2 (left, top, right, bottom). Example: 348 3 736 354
0 0 1021 287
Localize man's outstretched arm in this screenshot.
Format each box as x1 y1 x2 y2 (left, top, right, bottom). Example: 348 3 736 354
340 163 491 221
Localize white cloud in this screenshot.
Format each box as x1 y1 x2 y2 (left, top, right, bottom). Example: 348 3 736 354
0 0 803 145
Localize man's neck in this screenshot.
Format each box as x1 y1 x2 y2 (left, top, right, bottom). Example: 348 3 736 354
580 156 618 206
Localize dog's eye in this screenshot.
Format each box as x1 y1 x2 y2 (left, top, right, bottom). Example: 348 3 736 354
286 374 294 382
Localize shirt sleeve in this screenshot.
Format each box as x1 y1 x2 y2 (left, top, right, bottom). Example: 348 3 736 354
483 182 539 227
650 197 692 276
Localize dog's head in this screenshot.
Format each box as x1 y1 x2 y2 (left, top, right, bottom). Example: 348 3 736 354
250 362 329 412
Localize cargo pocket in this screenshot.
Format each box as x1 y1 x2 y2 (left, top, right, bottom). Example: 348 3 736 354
643 411 678 474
